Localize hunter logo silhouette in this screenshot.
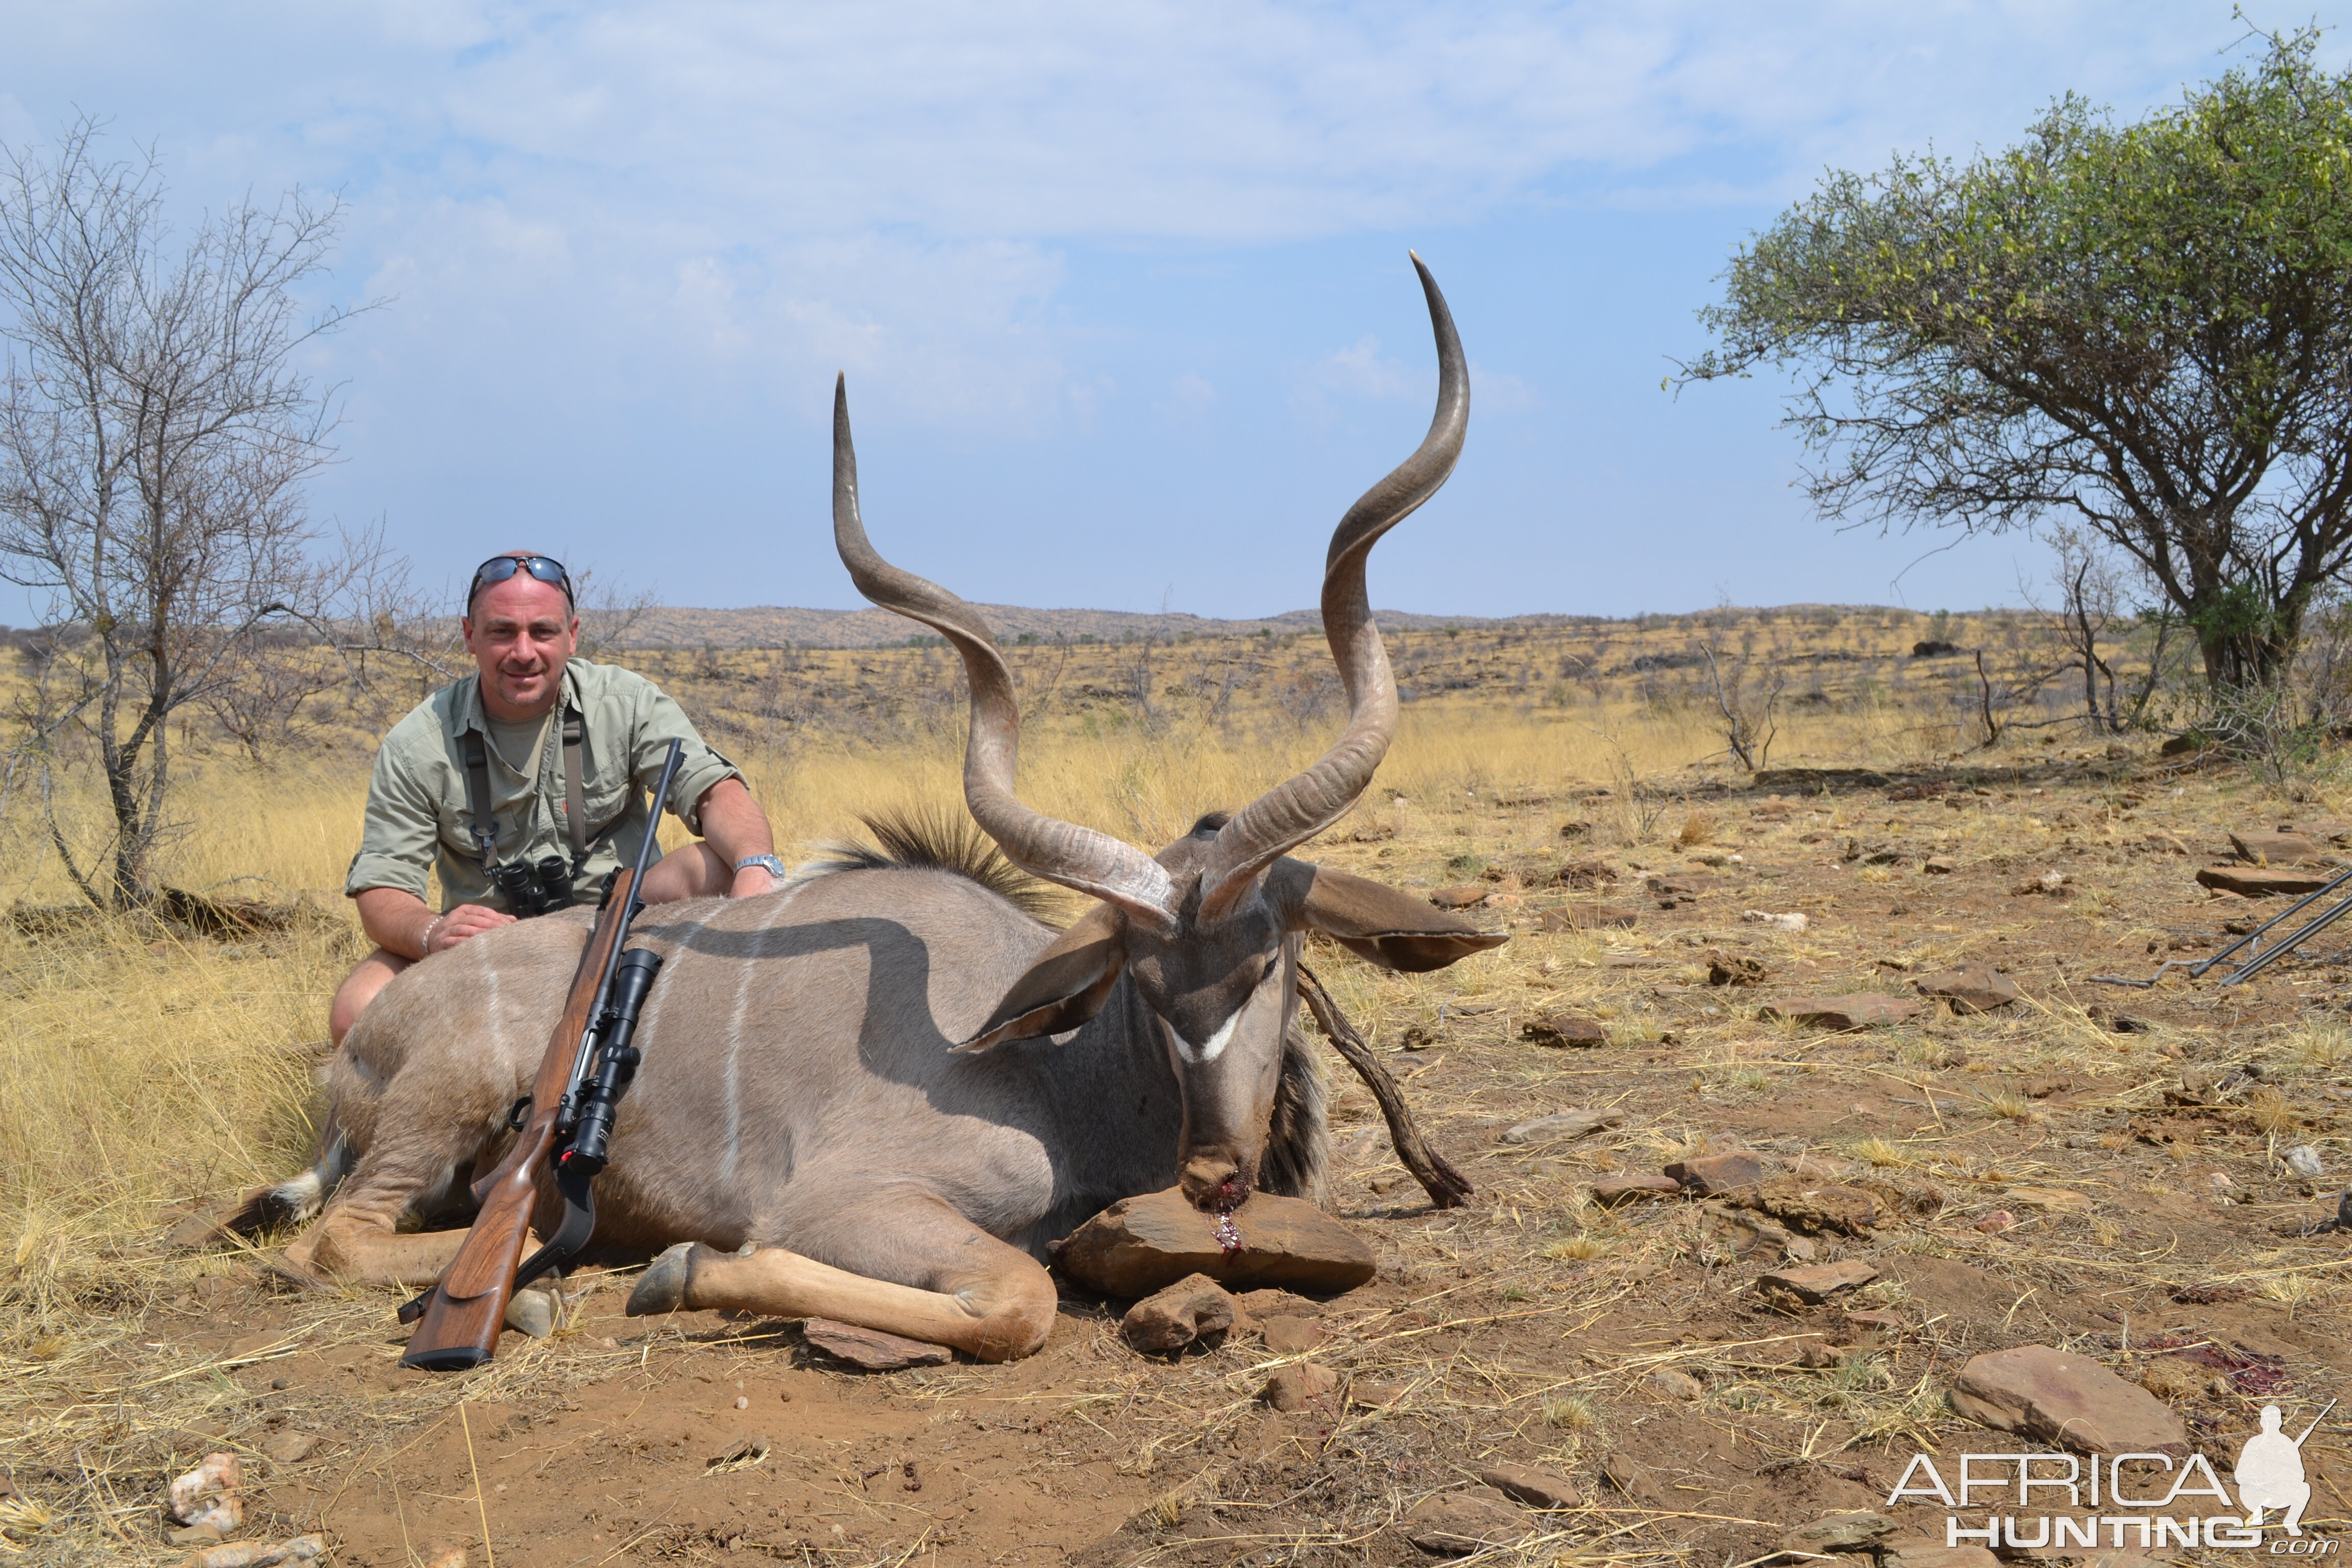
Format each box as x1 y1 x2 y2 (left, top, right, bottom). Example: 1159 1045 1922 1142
2237 1400 2332 1536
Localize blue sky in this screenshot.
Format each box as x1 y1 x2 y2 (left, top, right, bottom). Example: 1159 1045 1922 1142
1 3 2326 621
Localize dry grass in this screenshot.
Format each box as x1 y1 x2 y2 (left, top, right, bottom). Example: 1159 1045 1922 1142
7 607 2352 1564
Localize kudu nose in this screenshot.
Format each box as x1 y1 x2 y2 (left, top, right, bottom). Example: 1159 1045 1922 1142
1179 1153 1252 1213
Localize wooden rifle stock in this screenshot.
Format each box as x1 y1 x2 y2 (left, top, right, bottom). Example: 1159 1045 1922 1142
399 868 637 1371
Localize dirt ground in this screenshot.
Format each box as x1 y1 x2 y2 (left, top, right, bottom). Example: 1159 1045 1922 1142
17 744 2352 1567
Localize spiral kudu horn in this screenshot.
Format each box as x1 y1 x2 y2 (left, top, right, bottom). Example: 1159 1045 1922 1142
1196 254 1468 921
830 376 1180 929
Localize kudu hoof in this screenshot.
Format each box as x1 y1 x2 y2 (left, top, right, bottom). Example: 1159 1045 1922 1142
625 1242 701 1316
504 1284 560 1338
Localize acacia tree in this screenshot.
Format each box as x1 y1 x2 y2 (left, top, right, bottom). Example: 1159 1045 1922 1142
0 119 366 907
1682 29 2352 691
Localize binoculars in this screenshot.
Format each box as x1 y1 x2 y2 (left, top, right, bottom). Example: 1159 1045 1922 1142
491 854 575 918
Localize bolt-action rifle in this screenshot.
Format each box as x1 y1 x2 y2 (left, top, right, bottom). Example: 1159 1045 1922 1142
397 739 686 1371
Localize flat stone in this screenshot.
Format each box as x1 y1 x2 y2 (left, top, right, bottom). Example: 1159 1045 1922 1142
1733 1179 1882 1238
2231 829 2325 865
1349 1380 1406 1409
1591 1173 1682 1205
1257 1314 1327 1354
1054 1188 1377 1297
1259 1361 1338 1412
1540 903 1640 930
1646 873 1724 896
801 1317 952 1370
1758 994 1927 1031
1664 1150 1765 1194
1913 966 2019 1014
1402 1491 1532 1555
1477 1462 1579 1511
1649 1368 1703 1400
258 1432 316 1465
1780 1513 1899 1554
2197 865 2337 897
1923 856 1957 874
1596 1451 1664 1504
1948 1343 2189 1454
1501 1108 1624 1145
1881 1548 2003 1568
1707 951 1769 986
1120 1273 1236 1354
2004 1186 2092 1212
1520 1013 1608 1048
1757 1260 1878 1304
1430 885 1490 909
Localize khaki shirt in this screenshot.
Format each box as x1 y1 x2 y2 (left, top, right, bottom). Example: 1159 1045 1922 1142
345 658 742 913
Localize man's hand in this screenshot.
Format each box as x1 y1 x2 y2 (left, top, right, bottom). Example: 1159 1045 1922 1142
431 902 514 952
728 865 778 899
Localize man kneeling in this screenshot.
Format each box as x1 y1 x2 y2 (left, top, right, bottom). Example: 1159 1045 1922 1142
332 551 786 1044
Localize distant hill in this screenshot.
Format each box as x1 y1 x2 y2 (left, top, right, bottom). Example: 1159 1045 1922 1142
622 603 1610 649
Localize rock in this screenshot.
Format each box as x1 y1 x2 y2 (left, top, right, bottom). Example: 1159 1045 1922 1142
1881 1547 2002 1568
1923 856 1956 875
1913 966 2019 1014
1754 767 1891 790
1843 1309 1908 1333
1350 1380 1406 1409
166 1453 242 1537
1911 641 1962 658
1758 994 1926 1030
2286 1145 2326 1178
1558 820 1593 838
1540 903 1640 930
800 1318 952 1370
1052 1188 1378 1297
1743 910 1809 932
1948 1344 2189 1453
1707 951 1769 987
257 1432 316 1465
1260 1361 1338 1412
1501 1108 1624 1145
1403 1491 1532 1555
186 1537 329 1568
2197 865 2336 897
1595 1451 1664 1504
2231 829 2324 865
1257 1315 1327 1354
1757 1261 1878 1304
1120 1273 1237 1354
1591 1173 1682 1205
1520 1013 1608 1048
2004 1186 2092 1212
1430 885 1489 910
1733 1179 1883 1238
418 1544 468 1568
1974 1210 2017 1234
1665 1151 1765 1194
1477 1462 1580 1510
1649 1368 1703 1400
1797 1341 1848 1369
1780 1513 1899 1554
1646 873 1723 896
1553 860 1620 888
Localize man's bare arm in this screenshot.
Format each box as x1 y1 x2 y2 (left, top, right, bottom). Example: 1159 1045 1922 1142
354 886 513 959
693 777 780 896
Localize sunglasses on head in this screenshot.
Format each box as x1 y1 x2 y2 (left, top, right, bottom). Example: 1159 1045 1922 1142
469 554 574 610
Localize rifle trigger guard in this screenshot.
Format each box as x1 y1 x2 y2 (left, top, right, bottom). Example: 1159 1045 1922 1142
505 1095 532 1132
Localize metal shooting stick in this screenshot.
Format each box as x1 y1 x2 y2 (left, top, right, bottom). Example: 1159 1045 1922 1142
2294 1399 2337 1447
2090 861 2352 988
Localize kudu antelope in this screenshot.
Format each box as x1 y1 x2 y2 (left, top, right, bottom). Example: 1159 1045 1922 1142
244 257 1499 1361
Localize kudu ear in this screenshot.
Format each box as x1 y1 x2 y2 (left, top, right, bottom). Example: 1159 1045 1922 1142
958 902 1129 1053
1271 860 1508 973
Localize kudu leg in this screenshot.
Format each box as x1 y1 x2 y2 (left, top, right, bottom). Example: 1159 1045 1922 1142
626 1195 1059 1363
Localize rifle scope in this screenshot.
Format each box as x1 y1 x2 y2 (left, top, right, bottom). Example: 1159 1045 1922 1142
561 945 664 1176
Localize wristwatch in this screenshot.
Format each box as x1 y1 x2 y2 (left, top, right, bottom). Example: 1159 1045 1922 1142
734 854 789 880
